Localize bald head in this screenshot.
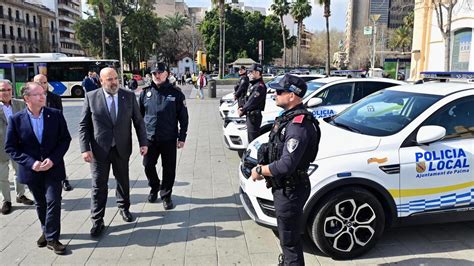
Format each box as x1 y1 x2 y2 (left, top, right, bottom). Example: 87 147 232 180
100 67 119 94
33 74 49 92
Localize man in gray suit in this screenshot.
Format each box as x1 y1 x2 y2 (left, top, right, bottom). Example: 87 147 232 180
79 68 148 237
0 80 34 215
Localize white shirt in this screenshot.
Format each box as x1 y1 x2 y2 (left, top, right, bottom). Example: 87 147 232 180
1 102 13 120
102 89 118 117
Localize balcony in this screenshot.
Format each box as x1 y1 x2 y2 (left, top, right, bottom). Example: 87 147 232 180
58 15 76 24
57 4 81 16
59 26 75 33
0 34 11 40
16 37 27 42
15 18 25 24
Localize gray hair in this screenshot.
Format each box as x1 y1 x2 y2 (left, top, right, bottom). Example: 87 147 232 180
21 82 42 97
0 79 12 86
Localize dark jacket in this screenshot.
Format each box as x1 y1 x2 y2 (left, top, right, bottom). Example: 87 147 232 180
234 74 249 107
242 78 266 114
46 91 63 111
78 88 148 162
82 77 98 92
5 107 71 184
139 80 189 142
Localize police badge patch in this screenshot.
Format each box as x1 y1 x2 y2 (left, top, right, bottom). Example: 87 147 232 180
287 138 299 153
146 91 152 98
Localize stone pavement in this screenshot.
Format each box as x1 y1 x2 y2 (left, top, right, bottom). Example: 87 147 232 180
1 84 474 265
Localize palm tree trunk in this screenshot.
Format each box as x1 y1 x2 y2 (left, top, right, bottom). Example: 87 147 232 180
297 22 302 66
101 20 105 58
218 2 224 78
280 15 287 68
325 16 330 75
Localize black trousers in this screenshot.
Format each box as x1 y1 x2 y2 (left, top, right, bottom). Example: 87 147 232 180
273 183 310 266
143 140 177 199
90 147 130 225
246 111 262 144
28 174 62 241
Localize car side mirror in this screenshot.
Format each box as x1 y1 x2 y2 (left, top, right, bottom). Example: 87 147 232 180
416 125 446 145
307 98 323 108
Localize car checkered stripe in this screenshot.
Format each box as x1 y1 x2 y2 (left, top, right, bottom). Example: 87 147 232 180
397 188 474 214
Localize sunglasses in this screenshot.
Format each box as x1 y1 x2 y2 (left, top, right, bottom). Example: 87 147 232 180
276 90 291 95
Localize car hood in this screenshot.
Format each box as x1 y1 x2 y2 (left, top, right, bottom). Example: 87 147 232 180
246 120 380 161
221 92 234 100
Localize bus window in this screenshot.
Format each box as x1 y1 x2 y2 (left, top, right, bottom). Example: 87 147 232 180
13 63 35 96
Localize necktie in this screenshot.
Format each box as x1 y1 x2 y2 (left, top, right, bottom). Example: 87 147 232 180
110 95 117 124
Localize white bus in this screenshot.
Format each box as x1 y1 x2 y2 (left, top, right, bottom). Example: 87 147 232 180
0 53 119 97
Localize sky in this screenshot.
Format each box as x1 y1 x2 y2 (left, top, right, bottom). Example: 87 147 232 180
185 0 348 32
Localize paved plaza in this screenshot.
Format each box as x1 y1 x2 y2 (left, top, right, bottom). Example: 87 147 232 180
1 84 474 265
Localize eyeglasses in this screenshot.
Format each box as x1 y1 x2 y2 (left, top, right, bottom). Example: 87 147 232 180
28 93 47 97
0 89 12 92
152 71 164 75
276 90 290 95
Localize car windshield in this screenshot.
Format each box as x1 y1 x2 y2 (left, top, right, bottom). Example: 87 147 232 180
330 90 442 136
305 82 325 98
266 76 284 89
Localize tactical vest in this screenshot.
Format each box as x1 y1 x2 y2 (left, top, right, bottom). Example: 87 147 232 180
257 108 319 188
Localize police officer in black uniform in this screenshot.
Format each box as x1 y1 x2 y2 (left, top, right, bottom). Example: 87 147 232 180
238 64 266 143
139 63 189 210
250 74 320 266
233 65 249 108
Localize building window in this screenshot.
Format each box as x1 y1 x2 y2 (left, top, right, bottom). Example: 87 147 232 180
451 28 472 71
17 27 21 39
1 24 5 38
3 44 7 53
0 6 3 18
51 21 54 31
15 10 19 19
26 13 29 25
34 31 37 41
33 16 36 26
52 35 56 45
9 26 13 39
8 8 12 20
29 47 33 53
27 29 31 41
19 46 23 53
11 45 15 53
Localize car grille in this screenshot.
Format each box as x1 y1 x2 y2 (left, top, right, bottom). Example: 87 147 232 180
257 197 276 218
241 150 257 179
379 164 400 174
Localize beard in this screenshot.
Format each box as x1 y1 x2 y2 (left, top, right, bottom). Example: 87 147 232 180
104 84 119 95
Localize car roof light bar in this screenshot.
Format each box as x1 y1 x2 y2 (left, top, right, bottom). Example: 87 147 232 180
420 71 474 83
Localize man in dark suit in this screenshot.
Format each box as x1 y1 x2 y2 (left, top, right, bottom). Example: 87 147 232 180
5 82 71 255
33 74 72 192
79 67 148 237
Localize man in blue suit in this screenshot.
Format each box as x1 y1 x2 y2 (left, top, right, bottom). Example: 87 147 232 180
5 82 71 255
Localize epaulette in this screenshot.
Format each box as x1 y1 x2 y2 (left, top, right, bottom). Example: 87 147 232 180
292 114 305 124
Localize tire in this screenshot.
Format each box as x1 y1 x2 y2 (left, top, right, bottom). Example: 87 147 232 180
72 86 85 98
310 187 385 260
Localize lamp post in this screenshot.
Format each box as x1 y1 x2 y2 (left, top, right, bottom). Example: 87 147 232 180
191 14 196 73
370 14 381 72
114 14 125 88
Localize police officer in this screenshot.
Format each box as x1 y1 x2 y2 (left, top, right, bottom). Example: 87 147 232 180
238 64 266 143
233 65 249 108
139 63 189 210
250 74 320 265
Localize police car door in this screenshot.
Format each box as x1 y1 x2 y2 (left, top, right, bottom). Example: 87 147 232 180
398 95 474 217
308 82 354 119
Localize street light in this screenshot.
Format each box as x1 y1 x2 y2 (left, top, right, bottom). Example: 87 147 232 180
114 14 125 88
370 14 381 72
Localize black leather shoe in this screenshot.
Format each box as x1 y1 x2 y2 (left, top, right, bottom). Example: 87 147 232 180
119 209 133 222
37 234 47 248
47 240 66 255
16 195 34 205
1 201 12 214
62 180 72 191
148 189 158 203
90 220 105 237
163 197 174 210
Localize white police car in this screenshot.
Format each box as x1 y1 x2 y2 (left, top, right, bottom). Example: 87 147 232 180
219 74 323 119
224 77 405 152
239 72 474 259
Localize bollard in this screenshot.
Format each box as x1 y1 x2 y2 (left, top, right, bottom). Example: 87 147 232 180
208 79 217 98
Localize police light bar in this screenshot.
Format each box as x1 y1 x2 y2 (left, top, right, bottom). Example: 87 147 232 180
330 70 367 77
420 71 474 82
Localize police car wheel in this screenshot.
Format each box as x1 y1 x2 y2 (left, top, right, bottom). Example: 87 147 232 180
310 187 385 260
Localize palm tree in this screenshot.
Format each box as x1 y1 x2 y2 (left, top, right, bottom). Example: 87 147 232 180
290 0 312 66
164 13 190 42
317 0 331 75
271 0 290 68
211 0 225 78
87 0 109 58
389 26 412 52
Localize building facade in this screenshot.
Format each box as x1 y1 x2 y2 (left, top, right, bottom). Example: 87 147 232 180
410 0 473 79
56 0 84 56
0 0 57 54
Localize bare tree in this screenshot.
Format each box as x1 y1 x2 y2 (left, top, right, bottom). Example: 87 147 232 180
348 31 372 69
431 0 458 71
